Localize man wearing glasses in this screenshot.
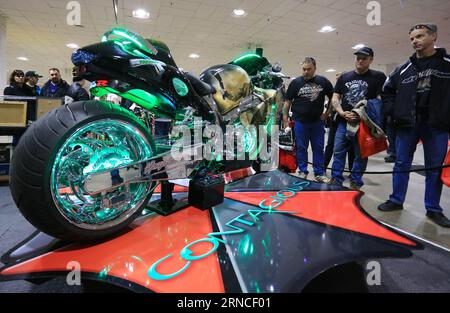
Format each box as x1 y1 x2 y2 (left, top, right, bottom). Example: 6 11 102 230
283 57 333 183
379 23 450 228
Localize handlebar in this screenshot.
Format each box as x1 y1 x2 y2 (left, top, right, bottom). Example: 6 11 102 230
251 71 290 80
270 72 290 79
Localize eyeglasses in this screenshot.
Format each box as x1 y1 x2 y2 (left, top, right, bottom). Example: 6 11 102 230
409 23 437 34
14 73 24 77
302 57 316 66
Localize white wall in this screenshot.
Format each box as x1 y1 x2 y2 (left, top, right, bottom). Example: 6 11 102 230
386 63 399 76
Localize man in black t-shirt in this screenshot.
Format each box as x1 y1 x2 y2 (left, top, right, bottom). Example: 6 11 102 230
379 23 450 228
330 47 387 190
283 57 333 183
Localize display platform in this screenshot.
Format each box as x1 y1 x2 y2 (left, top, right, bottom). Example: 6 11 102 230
0 170 421 293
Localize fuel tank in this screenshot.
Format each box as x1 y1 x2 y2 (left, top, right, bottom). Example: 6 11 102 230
200 64 253 115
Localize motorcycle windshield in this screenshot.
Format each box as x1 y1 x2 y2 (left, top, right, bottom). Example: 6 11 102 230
102 28 158 57
230 52 271 76
101 28 177 67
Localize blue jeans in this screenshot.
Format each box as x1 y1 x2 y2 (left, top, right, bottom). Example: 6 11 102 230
294 120 326 176
386 124 397 157
331 121 368 186
389 121 448 213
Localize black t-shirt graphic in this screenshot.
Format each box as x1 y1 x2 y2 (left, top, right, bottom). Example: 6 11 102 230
334 70 387 112
286 75 333 122
415 53 440 116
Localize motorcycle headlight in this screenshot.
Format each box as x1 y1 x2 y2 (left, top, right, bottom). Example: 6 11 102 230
71 50 98 65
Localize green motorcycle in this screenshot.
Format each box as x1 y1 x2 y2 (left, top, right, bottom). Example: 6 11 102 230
10 28 289 241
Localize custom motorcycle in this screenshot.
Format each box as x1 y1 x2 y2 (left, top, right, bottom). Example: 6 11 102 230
10 28 289 241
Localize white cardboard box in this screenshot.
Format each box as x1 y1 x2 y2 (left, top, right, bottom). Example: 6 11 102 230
0 136 13 144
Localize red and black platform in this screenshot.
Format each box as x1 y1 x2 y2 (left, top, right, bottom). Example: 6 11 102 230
0 170 421 293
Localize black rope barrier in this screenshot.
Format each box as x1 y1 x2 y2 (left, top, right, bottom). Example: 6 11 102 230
305 162 450 175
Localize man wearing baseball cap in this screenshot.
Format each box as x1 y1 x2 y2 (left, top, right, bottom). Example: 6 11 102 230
21 71 43 122
24 71 42 97
329 47 387 190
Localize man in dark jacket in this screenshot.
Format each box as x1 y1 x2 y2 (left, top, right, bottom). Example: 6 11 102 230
41 68 70 98
24 71 42 97
65 79 90 103
379 23 450 228
64 67 90 103
23 71 43 121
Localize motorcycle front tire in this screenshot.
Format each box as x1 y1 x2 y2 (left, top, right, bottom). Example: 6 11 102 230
10 100 156 242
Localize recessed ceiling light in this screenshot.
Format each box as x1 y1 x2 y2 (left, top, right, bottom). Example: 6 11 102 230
319 26 336 33
17 57 28 61
189 53 200 59
233 9 247 17
66 43 79 49
326 69 336 73
133 9 150 19
352 44 366 50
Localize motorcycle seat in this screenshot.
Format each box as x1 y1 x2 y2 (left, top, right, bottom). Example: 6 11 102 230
186 72 216 96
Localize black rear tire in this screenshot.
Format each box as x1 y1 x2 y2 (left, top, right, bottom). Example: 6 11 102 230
10 100 155 242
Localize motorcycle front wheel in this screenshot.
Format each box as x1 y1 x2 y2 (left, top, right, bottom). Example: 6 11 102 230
10 100 156 242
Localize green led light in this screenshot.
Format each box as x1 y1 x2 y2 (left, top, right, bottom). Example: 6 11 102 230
103 28 158 56
91 86 163 112
127 89 160 109
232 53 261 64
237 234 254 256
173 78 189 96
112 29 144 48
83 146 132 174
99 265 112 278
50 118 154 227
261 239 271 258
133 49 150 59
113 41 151 59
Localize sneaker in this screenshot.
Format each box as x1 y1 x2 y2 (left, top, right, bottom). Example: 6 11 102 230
315 175 331 184
298 172 308 179
384 155 396 163
328 178 343 186
349 181 362 191
426 212 450 228
378 200 404 212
